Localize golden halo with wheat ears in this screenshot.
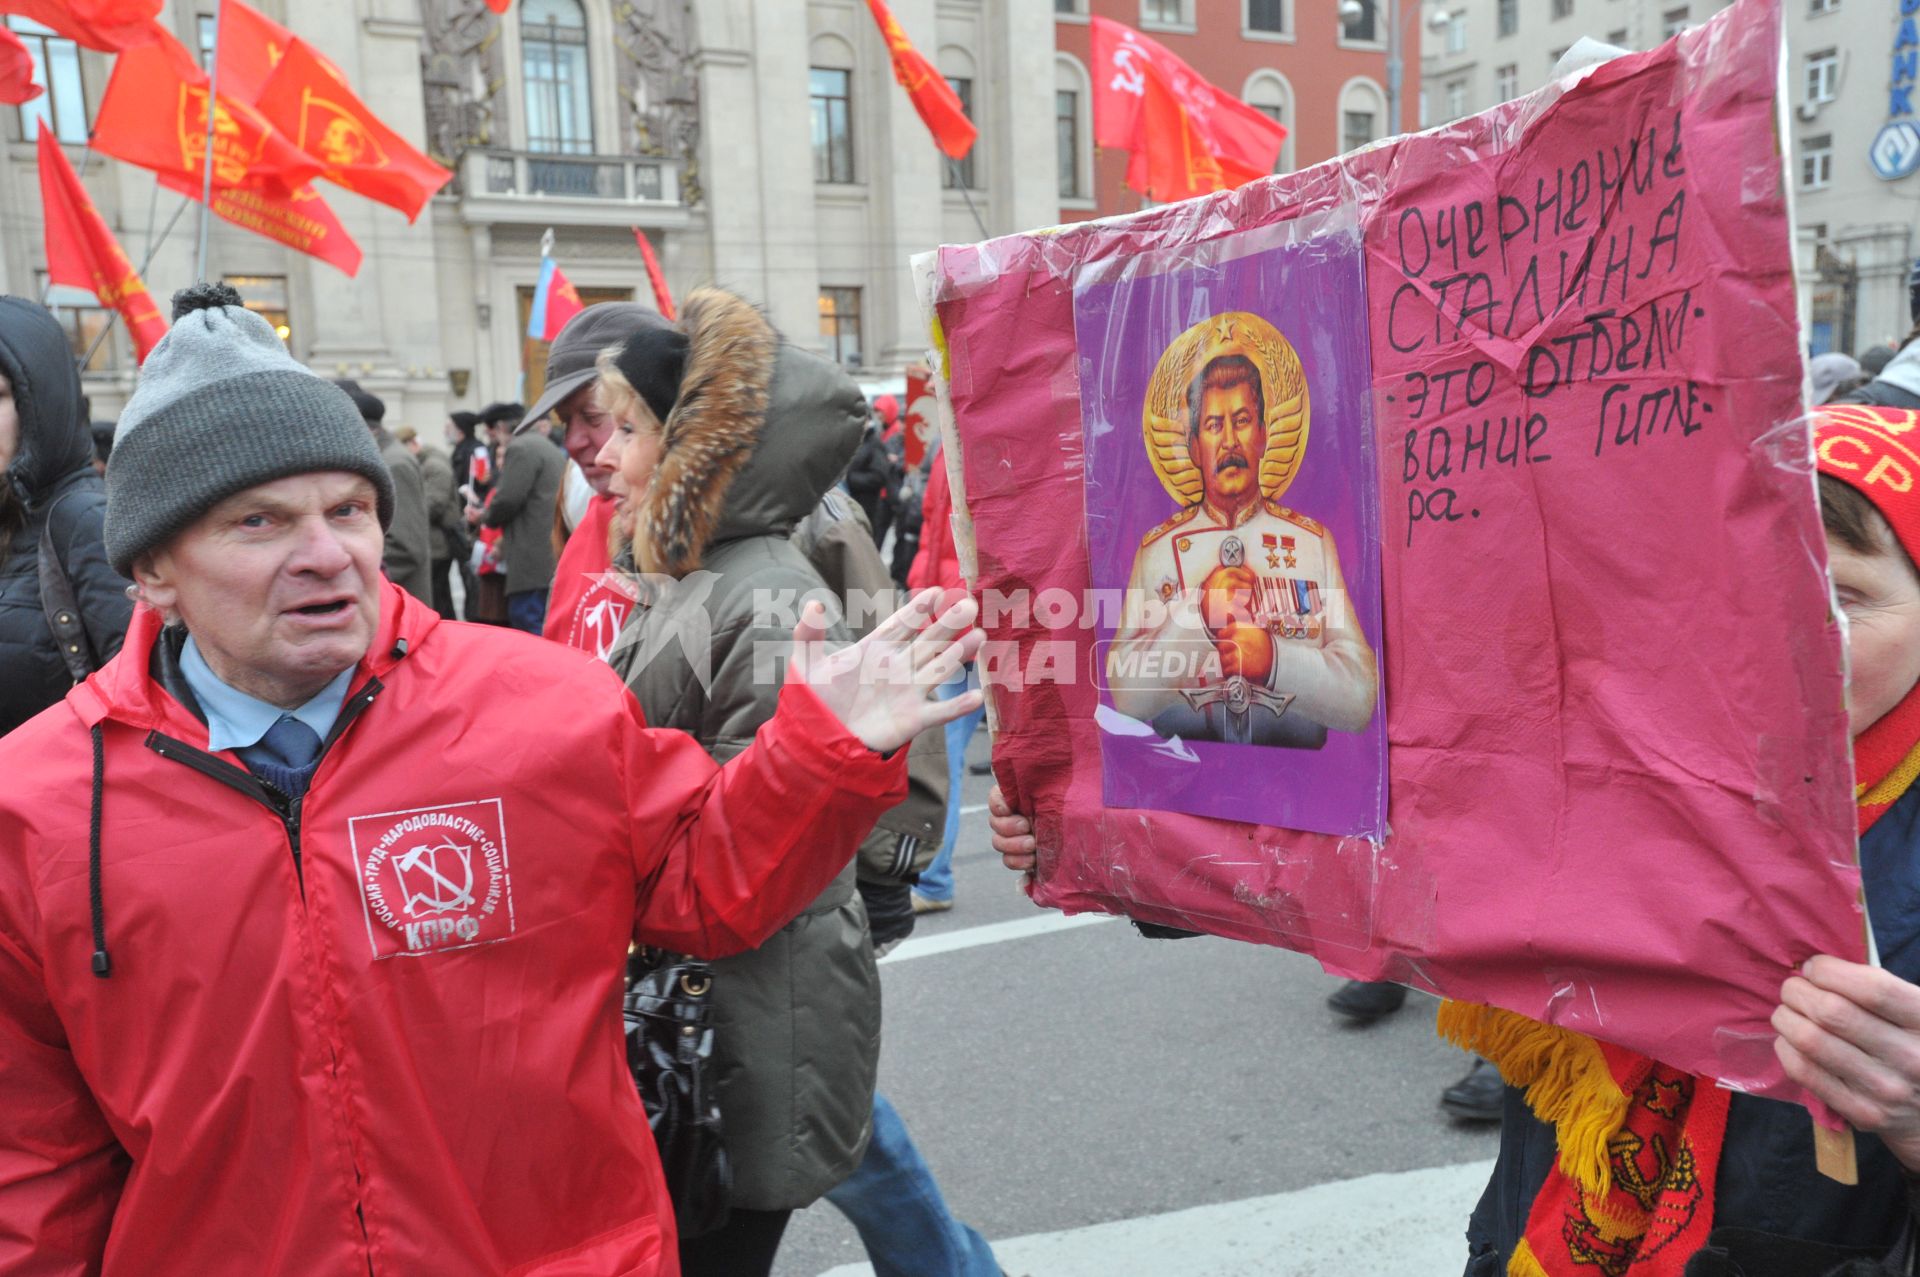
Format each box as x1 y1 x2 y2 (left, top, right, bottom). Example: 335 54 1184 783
1142 312 1310 507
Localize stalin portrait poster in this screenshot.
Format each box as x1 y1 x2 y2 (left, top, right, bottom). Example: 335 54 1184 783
1077 228 1387 838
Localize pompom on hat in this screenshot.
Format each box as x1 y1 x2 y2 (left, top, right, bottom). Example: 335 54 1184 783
103 283 394 576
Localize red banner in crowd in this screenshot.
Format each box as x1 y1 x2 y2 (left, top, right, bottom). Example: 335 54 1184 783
158 170 363 276
255 37 451 221
0 0 163 52
0 22 40 103
92 30 322 192
37 129 167 360
634 228 674 320
863 0 975 161
1088 16 1286 200
903 364 933 470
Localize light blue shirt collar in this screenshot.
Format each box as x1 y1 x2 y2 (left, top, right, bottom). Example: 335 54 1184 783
179 636 354 755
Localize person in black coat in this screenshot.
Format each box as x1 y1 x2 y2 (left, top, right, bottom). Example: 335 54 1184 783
0 297 131 736
844 417 896 544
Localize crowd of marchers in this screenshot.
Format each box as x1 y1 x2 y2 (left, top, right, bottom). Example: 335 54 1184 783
8 281 1920 1277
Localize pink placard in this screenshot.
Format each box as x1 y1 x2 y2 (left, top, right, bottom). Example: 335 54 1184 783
929 0 1856 1101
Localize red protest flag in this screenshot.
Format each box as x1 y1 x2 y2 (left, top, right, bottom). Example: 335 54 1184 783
527 256 583 341
254 36 451 221
92 31 323 192
484 0 510 10
1089 16 1285 200
863 0 975 161
634 228 674 321
1089 15 1146 152
0 23 42 104
158 169 363 276
1132 67 1226 203
214 0 296 105
37 129 167 360
0 0 164 52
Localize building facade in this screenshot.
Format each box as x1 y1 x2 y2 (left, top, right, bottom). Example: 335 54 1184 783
1052 0 1419 221
1416 0 1917 357
0 0 1060 424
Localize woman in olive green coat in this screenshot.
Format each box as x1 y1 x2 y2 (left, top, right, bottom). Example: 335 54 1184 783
598 289 880 1277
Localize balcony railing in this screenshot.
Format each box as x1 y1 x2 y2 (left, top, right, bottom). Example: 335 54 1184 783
456 148 684 226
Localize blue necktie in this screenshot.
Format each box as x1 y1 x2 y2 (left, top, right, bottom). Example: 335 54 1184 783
243 716 324 799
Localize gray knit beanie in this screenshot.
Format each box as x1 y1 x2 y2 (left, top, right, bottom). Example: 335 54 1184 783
104 283 395 575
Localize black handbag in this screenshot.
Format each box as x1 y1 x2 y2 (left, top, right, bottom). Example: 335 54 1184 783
623 948 731 1240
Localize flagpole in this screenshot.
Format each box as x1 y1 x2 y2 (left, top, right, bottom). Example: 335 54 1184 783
949 160 989 241
74 196 193 372
140 176 162 267
195 0 225 282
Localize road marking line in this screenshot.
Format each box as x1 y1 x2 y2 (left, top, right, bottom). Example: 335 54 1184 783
959 803 988 815
879 912 1117 964
817 1159 1495 1277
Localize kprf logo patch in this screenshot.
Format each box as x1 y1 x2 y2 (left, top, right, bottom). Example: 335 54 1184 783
351 800 516 960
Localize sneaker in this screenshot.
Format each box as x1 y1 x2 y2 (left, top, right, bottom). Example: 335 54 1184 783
910 893 953 915
1440 1058 1505 1122
1325 979 1408 1025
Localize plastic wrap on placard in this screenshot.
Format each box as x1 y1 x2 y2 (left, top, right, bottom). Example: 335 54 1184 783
916 0 1859 1104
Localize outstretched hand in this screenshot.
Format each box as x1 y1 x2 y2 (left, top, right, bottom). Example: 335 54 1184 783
790 587 985 756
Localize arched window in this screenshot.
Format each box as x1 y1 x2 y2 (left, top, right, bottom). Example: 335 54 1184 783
810 34 857 185
940 47 979 192
1242 69 1294 173
1055 54 1093 202
1338 76 1387 154
523 0 593 154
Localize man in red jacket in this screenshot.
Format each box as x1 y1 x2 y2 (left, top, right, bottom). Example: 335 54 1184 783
523 303 668 659
0 284 983 1277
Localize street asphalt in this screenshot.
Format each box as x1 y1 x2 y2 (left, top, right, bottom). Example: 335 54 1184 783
771 730 1503 1276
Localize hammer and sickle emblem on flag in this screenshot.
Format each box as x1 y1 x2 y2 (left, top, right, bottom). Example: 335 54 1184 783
300 88 389 171
394 842 476 917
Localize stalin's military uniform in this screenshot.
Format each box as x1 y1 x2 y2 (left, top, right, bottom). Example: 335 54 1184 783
1107 498 1379 746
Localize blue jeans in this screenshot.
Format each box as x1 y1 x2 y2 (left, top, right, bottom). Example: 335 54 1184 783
916 665 982 902
824 1093 1000 1277
506 588 549 635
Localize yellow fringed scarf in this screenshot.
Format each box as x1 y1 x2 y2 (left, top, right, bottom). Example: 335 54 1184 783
1440 1003 1727 1277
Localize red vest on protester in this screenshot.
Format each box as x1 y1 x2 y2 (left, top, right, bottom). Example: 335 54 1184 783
0 580 903 1276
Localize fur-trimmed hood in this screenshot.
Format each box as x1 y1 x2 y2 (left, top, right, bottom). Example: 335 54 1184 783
636 289 867 576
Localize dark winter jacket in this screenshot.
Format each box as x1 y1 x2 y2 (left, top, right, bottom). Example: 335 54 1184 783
371 427 433 603
608 288 879 1211
1839 344 1920 412
844 426 896 522
0 297 130 737
417 446 465 563
483 431 565 596
1464 783 1920 1276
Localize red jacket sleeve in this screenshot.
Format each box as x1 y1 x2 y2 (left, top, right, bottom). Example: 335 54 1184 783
907 454 960 595
0 926 127 1275
622 681 907 957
